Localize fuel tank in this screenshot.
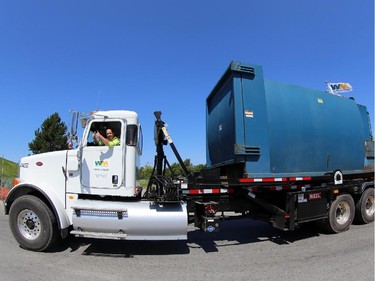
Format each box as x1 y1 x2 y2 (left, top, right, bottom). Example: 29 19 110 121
71 199 187 240
206 61 373 177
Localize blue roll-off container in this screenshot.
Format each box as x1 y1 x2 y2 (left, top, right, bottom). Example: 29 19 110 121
206 61 373 177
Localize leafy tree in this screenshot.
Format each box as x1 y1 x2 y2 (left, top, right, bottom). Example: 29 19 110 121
139 159 206 180
28 113 69 154
192 164 206 173
139 165 153 180
164 159 206 178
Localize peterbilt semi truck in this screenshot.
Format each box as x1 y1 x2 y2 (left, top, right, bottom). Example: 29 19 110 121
4 61 374 252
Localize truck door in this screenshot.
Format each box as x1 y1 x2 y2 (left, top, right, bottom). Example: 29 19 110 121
80 120 125 190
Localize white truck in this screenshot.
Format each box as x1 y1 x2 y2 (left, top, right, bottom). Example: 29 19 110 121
5 110 188 251
4 62 374 252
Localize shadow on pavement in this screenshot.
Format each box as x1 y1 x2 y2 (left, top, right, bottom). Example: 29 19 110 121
187 218 321 253
55 218 321 256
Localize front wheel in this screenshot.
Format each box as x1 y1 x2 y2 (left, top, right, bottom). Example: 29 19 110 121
9 195 59 251
321 194 355 233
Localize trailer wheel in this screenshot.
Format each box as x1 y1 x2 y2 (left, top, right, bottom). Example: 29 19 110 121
323 194 355 233
9 195 59 252
354 188 374 224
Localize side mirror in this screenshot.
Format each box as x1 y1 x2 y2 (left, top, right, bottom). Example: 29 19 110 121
70 110 79 136
68 110 80 148
80 117 88 129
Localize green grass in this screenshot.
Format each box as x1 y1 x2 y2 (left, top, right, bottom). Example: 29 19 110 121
139 179 148 188
0 157 18 178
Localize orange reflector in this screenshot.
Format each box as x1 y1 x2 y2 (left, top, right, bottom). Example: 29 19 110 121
13 178 20 187
68 195 74 199
333 189 339 194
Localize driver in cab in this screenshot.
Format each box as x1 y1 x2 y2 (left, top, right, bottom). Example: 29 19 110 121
93 128 120 148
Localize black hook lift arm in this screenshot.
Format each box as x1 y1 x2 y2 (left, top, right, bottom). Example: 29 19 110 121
153 111 195 183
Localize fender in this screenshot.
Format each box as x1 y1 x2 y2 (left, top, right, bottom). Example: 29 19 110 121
359 181 374 193
4 183 71 232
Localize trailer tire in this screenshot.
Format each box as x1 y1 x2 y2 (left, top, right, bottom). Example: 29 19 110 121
322 194 355 233
9 195 59 252
354 188 374 224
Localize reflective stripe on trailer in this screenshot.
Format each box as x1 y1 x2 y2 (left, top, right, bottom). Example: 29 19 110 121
182 188 235 195
289 177 312 181
240 178 287 183
240 176 312 183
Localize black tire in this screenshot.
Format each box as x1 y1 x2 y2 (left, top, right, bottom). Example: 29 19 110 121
321 194 355 233
9 195 59 252
354 188 374 224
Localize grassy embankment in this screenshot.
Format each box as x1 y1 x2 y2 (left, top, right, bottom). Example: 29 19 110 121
0 157 17 182
0 158 17 199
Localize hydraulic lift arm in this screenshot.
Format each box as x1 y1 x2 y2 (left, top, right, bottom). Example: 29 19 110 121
144 111 196 202
154 111 195 182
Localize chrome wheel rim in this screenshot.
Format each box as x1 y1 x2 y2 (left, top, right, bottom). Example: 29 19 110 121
365 195 374 217
17 209 41 240
336 201 350 225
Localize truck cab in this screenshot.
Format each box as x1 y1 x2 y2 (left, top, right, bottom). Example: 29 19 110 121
67 110 143 198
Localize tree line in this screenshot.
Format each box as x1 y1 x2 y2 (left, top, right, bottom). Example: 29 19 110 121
138 159 205 180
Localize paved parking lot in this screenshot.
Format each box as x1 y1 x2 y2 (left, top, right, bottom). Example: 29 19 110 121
0 204 374 281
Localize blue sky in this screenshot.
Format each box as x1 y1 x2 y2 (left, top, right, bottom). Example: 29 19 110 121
0 0 374 166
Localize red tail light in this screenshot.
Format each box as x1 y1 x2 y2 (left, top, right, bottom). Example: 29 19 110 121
204 204 217 215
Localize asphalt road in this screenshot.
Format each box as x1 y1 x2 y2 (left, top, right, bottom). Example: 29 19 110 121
0 204 373 281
